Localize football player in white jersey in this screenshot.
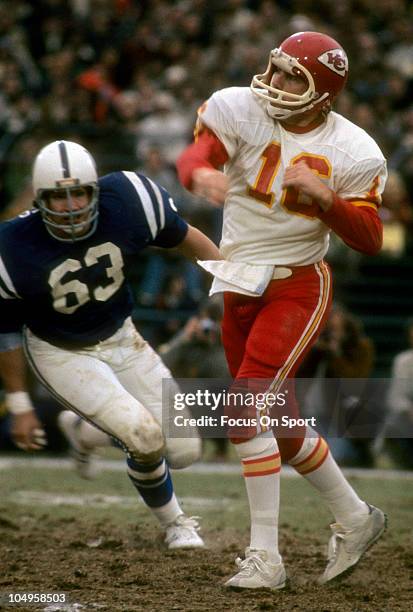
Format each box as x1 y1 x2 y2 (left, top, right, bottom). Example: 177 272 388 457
177 31 386 588
0 139 223 551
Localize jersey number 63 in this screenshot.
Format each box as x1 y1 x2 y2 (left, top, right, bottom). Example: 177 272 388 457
48 242 124 314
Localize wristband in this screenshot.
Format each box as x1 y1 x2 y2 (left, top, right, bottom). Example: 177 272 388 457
5 391 34 415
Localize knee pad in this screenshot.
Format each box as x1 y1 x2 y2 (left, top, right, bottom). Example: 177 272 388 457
93 399 166 463
166 436 201 469
129 444 165 464
121 416 165 463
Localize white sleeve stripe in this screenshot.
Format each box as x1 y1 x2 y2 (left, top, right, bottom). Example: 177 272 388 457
0 286 13 299
146 177 165 230
0 256 20 298
122 171 158 239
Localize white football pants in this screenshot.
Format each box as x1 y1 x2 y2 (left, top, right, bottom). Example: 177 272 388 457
23 318 201 467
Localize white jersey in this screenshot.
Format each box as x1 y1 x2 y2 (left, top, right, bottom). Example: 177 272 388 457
199 87 387 266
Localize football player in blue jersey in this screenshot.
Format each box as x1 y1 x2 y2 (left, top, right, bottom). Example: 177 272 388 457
0 140 222 549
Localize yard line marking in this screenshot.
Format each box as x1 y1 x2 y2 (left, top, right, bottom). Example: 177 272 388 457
0 457 412 480
10 490 232 509
43 605 87 612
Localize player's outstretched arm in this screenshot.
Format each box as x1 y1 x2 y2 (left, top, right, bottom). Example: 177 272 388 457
0 343 47 451
175 224 222 262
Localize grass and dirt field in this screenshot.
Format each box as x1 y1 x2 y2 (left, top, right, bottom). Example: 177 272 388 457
0 456 412 611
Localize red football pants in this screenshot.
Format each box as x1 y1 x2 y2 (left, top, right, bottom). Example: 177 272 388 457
221 261 332 460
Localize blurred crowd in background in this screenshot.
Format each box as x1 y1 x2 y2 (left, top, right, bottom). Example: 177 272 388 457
2 1 413 253
1 0 413 467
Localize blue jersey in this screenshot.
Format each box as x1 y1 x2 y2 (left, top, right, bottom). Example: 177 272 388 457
0 171 188 346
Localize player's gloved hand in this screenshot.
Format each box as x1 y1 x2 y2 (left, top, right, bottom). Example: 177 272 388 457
192 167 229 207
6 392 47 451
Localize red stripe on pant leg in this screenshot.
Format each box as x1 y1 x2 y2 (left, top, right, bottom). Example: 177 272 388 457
268 262 332 387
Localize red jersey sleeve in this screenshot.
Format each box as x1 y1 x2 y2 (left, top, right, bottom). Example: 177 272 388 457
176 126 229 190
317 193 383 255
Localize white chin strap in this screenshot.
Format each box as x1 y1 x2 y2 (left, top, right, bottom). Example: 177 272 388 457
251 47 329 120
265 99 316 119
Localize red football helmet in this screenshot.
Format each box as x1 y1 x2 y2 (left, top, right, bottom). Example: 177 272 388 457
251 31 348 120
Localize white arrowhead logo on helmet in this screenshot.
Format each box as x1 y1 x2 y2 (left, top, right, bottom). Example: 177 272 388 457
318 49 348 76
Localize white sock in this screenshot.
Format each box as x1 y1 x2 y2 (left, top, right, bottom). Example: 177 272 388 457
127 457 183 527
235 433 281 564
149 494 182 527
289 427 368 527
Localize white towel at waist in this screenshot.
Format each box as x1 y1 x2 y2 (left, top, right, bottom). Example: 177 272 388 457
197 260 292 297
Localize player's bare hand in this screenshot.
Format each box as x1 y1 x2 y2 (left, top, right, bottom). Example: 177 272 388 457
181 316 200 341
10 411 47 451
192 168 229 207
282 160 333 210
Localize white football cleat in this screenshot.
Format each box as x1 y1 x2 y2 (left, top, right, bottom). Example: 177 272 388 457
58 411 97 480
164 515 205 550
225 548 286 590
319 504 386 584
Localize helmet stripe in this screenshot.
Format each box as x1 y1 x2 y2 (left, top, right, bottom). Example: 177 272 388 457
58 141 70 178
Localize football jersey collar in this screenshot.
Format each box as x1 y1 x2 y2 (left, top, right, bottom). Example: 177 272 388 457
278 114 326 134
